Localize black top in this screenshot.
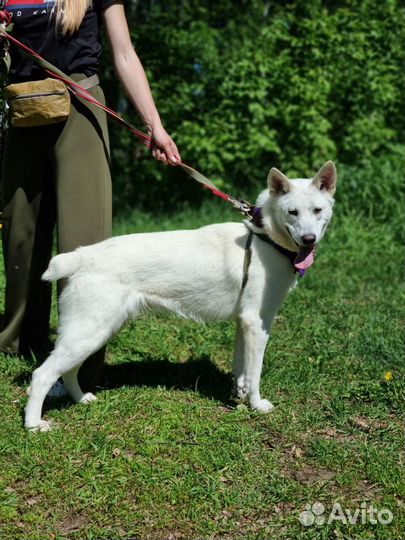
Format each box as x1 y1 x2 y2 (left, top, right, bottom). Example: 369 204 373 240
6 0 123 82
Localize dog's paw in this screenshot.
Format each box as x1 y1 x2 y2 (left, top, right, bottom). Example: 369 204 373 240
79 392 97 404
235 384 248 400
251 399 274 414
26 419 53 432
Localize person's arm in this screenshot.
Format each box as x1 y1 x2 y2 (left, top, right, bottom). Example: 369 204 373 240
103 4 180 165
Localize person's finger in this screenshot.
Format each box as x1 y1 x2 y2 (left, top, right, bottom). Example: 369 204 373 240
153 147 168 165
161 139 181 165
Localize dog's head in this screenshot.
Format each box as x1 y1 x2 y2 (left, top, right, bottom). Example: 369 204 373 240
259 161 337 253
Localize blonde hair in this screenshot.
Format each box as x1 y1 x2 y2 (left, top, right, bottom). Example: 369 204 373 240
55 0 93 35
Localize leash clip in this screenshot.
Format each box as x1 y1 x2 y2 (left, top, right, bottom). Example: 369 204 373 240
231 198 254 218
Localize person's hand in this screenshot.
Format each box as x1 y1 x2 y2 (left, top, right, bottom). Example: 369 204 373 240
148 123 181 166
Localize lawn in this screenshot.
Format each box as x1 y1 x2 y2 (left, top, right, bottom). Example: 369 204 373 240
0 172 404 539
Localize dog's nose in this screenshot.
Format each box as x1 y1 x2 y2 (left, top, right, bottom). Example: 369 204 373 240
301 234 316 246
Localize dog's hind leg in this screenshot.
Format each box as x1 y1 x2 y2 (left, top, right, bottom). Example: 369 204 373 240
24 280 140 430
62 366 97 404
239 314 274 413
24 353 62 431
24 319 117 430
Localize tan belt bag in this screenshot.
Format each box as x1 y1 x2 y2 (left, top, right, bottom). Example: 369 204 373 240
4 78 71 127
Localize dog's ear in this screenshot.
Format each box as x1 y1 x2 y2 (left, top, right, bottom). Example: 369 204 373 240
312 161 337 195
268 168 292 196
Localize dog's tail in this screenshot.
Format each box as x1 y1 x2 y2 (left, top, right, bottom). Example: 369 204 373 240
42 252 81 282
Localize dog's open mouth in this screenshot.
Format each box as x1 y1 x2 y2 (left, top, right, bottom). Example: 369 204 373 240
285 227 316 272
294 245 315 271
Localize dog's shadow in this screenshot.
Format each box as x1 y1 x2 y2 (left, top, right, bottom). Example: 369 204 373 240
16 354 235 414
104 355 234 406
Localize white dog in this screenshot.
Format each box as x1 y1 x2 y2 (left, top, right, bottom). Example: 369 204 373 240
25 161 337 430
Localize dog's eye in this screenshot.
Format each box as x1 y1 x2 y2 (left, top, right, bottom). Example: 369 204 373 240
314 208 323 215
288 209 298 216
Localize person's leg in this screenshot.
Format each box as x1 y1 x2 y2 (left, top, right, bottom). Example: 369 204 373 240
54 81 112 392
0 125 57 355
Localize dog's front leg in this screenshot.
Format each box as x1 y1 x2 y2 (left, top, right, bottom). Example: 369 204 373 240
232 319 246 399
239 315 273 413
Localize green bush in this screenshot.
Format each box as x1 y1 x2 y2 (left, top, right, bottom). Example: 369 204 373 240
101 0 404 217
336 148 404 241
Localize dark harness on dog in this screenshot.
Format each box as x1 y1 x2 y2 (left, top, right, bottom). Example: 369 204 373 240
242 228 299 290
241 207 308 290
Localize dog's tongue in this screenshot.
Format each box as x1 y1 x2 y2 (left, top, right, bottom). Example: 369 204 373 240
294 246 315 275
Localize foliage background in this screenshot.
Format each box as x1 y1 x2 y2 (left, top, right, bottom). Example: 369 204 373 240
101 0 404 223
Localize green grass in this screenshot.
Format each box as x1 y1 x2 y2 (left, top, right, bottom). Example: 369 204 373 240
0 196 404 539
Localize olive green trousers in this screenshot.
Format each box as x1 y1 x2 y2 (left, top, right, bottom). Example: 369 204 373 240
0 79 112 391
